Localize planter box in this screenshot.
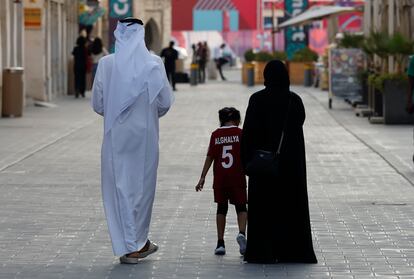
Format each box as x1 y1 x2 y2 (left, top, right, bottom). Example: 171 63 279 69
288 62 313 85
242 62 253 84
382 80 414 124
361 78 368 105
253 61 267 85
367 84 383 119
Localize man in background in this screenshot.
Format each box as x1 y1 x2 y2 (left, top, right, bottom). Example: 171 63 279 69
214 44 229 81
161 41 179 91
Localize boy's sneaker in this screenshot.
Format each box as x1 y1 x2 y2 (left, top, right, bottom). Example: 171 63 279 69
215 239 226 255
214 245 226 255
236 233 247 255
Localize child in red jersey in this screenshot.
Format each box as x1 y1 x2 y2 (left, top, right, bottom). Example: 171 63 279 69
196 107 247 256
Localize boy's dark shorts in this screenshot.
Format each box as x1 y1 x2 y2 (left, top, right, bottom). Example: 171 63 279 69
214 186 247 205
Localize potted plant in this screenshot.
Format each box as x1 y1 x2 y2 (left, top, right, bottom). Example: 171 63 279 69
272 51 287 61
253 51 273 84
288 47 318 85
367 73 384 119
338 33 365 49
242 49 255 84
366 32 414 124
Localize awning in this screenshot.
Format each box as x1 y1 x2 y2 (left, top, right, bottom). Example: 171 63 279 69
278 5 356 28
194 0 236 10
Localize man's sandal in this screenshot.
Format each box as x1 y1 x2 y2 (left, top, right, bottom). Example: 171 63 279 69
120 241 159 264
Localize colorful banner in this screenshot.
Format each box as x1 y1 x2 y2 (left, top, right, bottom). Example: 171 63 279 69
309 28 328 55
79 6 106 26
109 0 133 52
284 0 309 59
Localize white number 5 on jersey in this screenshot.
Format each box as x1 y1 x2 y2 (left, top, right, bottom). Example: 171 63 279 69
221 145 233 169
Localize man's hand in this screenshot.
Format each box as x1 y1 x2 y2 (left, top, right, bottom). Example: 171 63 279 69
195 178 205 192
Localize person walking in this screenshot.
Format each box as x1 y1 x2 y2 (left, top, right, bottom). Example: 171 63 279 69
197 42 207 83
161 41 179 91
241 60 317 264
72 36 88 98
91 17 174 264
195 107 248 256
90 37 108 83
214 44 229 81
203 41 211 80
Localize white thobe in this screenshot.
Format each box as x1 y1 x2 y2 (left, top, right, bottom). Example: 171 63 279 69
92 54 173 256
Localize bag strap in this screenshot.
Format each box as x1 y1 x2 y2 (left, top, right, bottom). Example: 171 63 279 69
276 94 292 155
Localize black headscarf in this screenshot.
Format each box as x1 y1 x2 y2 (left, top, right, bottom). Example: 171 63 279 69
263 59 290 91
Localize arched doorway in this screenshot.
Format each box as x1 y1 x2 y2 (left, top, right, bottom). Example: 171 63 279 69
145 18 162 54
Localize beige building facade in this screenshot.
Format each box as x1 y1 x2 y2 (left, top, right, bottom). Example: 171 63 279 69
98 0 172 55
0 1 24 106
363 0 414 72
1 0 171 110
24 0 78 101
364 0 414 37
1 0 78 105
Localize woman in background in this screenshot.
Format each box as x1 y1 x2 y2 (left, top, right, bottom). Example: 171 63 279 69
90 37 109 83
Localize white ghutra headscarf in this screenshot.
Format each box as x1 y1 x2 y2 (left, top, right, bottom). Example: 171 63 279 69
105 21 168 134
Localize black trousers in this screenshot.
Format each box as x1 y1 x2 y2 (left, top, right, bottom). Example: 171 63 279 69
198 61 206 83
74 69 86 97
166 69 176 90
215 58 228 80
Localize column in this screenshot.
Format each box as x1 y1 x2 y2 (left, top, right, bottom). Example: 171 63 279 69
24 0 47 101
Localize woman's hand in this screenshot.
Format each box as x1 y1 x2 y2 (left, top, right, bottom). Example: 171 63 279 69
195 178 205 192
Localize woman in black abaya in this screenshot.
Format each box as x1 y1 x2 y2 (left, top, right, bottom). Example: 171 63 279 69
241 60 317 264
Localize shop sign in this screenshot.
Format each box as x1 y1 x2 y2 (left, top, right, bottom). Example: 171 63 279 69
109 0 133 19
329 48 365 98
24 8 42 29
109 0 133 52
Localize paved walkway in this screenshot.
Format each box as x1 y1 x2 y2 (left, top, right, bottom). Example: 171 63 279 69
1 72 414 278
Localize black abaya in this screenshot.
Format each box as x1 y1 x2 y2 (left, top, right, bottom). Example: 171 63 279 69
72 45 87 97
241 60 317 264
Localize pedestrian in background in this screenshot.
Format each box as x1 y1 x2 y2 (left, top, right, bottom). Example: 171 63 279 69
197 42 207 83
195 107 248 256
241 60 317 264
161 41 179 91
214 44 229 81
203 41 211 79
90 37 108 83
91 17 174 264
191 43 199 65
72 36 88 98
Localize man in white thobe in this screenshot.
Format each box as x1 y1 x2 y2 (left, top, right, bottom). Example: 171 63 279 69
91 18 174 264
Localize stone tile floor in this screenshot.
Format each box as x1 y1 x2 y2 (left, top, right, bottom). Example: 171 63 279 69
1 72 414 278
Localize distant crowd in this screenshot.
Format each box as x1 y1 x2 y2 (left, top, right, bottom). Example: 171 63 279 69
72 29 235 97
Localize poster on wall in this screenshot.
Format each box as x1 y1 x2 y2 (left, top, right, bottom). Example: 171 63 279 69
329 48 365 99
284 0 309 60
109 0 133 52
24 0 42 29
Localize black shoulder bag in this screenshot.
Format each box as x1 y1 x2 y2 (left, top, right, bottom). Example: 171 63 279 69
245 95 292 178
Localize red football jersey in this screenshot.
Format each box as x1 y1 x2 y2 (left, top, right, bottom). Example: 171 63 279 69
207 126 247 189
